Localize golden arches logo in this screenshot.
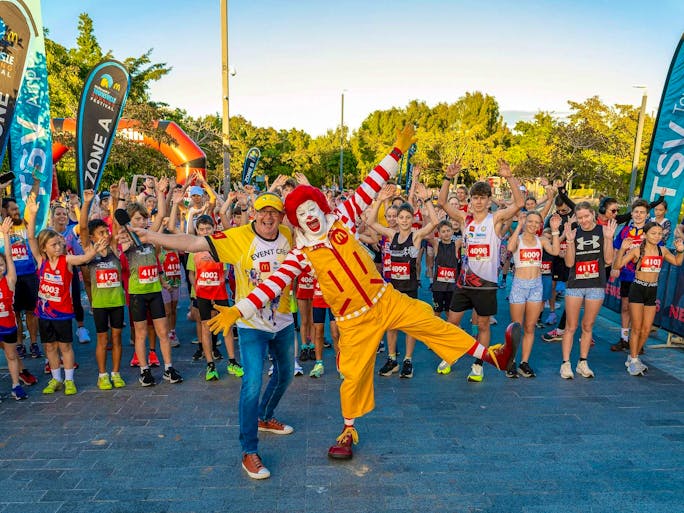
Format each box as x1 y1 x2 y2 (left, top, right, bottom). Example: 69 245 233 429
330 228 349 245
5 30 18 45
113 83 121 91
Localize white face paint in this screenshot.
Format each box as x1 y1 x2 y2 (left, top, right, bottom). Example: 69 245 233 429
296 200 327 240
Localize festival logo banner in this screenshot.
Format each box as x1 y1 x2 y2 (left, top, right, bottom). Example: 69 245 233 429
8 0 50 229
76 60 130 199
241 147 261 185
640 33 684 247
0 0 33 162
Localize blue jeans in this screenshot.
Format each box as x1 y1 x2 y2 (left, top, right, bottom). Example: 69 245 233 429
238 324 294 454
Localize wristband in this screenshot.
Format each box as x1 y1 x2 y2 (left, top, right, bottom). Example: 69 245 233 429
552 231 560 235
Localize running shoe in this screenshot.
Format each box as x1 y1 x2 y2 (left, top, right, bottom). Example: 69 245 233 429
517 362 536 378
294 360 304 376
97 375 113 390
212 348 224 361
376 341 386 353
148 350 161 367
205 363 219 381
29 343 42 358
560 361 574 379
163 367 183 384
437 360 451 375
19 369 38 386
489 316 498 325
535 319 544 328
627 358 647 376
139 368 155 387
505 363 518 379
378 357 399 376
299 347 309 362
130 352 140 367
306 345 316 361
575 360 594 378
192 348 204 361
242 453 270 480
44 361 51 374
191 338 200 345
309 362 324 378
169 332 180 348
258 418 294 435
11 384 27 400
64 380 77 395
467 363 484 382
400 359 413 379
268 364 274 377
15 344 27 359
227 361 244 377
323 340 332 349
542 328 564 342
77 327 91 344
610 339 629 352
544 312 557 325
42 378 63 394
111 374 126 388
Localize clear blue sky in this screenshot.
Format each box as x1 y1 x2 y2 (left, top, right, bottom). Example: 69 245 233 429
43 0 684 135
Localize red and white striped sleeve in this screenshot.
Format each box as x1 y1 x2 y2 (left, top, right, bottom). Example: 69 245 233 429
235 248 310 319
336 149 402 231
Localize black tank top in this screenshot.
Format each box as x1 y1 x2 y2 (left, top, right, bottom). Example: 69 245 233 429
389 232 418 292
432 240 458 292
567 224 606 289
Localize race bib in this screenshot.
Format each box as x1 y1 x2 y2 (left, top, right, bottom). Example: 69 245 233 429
39 283 61 302
163 260 182 277
575 260 599 279
96 269 121 288
541 260 552 275
436 266 456 283
518 248 541 267
198 270 221 287
467 244 491 261
640 255 663 273
138 265 159 284
11 243 28 261
299 274 314 290
390 262 411 280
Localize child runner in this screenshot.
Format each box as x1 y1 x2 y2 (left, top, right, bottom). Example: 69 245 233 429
560 202 617 379
187 215 243 380
506 211 561 377
616 222 684 375
26 194 103 395
0 217 28 399
80 190 127 390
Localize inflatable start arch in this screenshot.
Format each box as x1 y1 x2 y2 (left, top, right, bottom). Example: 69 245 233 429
51 118 206 185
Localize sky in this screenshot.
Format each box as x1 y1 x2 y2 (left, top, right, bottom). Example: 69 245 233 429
41 0 684 136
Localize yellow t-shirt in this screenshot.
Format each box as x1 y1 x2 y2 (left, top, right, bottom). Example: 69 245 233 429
206 223 293 332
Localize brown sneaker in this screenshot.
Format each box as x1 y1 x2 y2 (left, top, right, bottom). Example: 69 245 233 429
258 418 294 435
327 426 358 460
242 453 270 480
610 339 629 352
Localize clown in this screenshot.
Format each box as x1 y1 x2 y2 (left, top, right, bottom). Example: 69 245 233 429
204 125 521 459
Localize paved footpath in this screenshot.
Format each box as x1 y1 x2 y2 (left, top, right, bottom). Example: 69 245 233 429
0 277 683 513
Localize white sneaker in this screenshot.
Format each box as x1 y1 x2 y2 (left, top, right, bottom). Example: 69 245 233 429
467 363 483 382
489 316 498 325
575 360 594 378
169 331 180 348
627 357 648 376
77 327 91 344
560 361 574 379
294 360 304 376
268 364 274 377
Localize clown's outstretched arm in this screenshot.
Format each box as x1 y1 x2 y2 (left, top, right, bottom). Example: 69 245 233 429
337 125 417 230
207 249 310 336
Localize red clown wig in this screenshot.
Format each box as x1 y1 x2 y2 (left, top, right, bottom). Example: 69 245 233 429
284 185 332 228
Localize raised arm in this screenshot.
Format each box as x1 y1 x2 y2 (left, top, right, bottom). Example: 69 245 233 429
0 217 16 290
540 214 562 256
602 219 617 265
79 189 95 247
493 160 524 225
149 177 168 232
563 221 577 268
367 184 397 239
664 240 684 266
25 193 42 268
414 183 439 240
438 161 467 223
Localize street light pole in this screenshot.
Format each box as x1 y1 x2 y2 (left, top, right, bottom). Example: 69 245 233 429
339 91 345 191
220 0 231 195
629 86 647 203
